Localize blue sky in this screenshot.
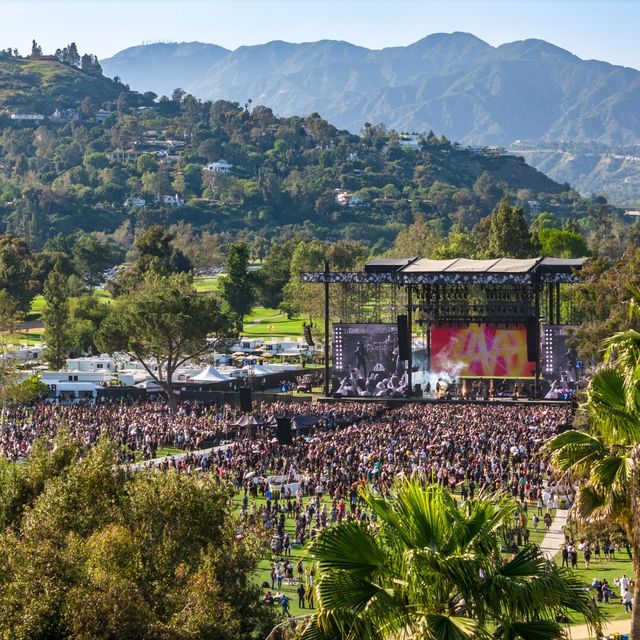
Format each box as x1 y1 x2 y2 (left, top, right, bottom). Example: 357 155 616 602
0 0 638 69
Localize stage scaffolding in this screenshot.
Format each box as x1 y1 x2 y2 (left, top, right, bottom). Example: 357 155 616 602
302 257 588 398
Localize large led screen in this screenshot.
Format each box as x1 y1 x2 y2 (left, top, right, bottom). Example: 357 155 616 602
431 323 535 378
332 323 405 397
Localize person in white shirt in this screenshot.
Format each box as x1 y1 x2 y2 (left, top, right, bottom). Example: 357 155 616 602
621 574 630 593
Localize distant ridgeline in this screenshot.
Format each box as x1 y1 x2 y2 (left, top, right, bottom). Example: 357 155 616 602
101 35 640 205
0 46 624 251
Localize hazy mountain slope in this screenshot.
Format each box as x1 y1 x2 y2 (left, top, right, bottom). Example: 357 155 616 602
103 33 640 147
101 42 229 97
513 147 640 205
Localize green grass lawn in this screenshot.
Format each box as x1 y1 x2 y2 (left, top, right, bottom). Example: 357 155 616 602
553 550 635 624
233 493 564 621
243 307 305 338
5 330 44 347
193 276 221 293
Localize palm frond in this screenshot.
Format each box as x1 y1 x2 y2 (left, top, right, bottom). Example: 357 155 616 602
495 620 564 640
545 431 606 474
588 367 640 443
591 455 632 490
422 613 481 640
309 522 387 577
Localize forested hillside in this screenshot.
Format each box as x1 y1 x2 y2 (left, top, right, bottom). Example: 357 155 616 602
0 47 633 282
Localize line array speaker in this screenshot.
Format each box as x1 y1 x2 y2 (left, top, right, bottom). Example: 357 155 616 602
397 314 410 360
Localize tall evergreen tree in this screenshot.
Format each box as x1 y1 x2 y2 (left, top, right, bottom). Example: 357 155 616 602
30 40 42 58
42 260 71 370
488 197 535 258
219 242 255 332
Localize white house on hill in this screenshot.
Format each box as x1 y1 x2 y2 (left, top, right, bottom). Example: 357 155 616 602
203 159 233 174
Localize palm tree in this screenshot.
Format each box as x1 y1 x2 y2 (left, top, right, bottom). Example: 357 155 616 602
299 481 602 640
547 297 640 640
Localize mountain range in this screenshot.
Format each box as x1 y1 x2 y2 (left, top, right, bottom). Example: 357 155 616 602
102 33 640 148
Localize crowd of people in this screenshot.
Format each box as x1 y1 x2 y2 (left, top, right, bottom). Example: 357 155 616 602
0 398 379 463
3 394 636 617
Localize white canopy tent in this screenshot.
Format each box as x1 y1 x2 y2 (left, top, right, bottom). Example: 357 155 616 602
242 364 274 377
190 365 232 382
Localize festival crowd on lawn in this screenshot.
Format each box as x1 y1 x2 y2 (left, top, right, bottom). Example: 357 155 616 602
1 397 635 616
0 399 375 462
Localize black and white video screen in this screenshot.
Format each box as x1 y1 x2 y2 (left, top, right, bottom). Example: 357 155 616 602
332 323 407 397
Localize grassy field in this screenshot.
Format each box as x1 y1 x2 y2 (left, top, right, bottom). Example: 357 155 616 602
243 307 305 338
193 276 221 293
5 328 44 348
231 490 635 629
553 550 635 624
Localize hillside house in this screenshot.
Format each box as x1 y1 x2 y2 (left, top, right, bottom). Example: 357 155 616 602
124 196 146 208
335 190 364 207
161 194 184 207
51 108 81 123
95 109 113 123
203 159 233 174
398 134 422 151
10 113 45 122
107 150 143 162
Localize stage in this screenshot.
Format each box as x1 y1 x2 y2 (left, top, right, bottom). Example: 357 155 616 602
301 256 588 400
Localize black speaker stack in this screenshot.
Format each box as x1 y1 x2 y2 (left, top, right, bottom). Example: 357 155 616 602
276 417 292 445
239 387 252 412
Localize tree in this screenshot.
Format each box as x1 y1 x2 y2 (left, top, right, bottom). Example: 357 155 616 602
30 40 42 58
387 215 442 258
42 261 71 370
538 228 588 258
568 249 640 360
133 225 192 275
96 273 232 412
219 242 255 332
0 437 276 638
0 291 22 403
301 480 603 640
0 235 37 313
68 293 109 354
488 197 535 258
547 299 640 640
256 240 296 308
71 233 120 286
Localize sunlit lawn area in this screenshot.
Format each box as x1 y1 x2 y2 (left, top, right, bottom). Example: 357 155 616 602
193 276 221 293
243 307 305 338
553 551 635 624
5 328 44 347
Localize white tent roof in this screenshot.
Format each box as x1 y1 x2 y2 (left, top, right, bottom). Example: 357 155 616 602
190 365 232 382
242 364 273 376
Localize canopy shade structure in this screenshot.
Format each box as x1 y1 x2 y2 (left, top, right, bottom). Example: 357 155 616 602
302 256 588 285
190 365 232 382
242 364 274 376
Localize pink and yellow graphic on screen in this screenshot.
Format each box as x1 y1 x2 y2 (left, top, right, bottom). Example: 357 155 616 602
431 324 535 378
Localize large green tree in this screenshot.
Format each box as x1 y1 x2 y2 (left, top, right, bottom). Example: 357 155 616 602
0 235 37 313
96 273 231 412
568 249 640 360
256 239 296 308
300 481 602 640
0 435 275 639
488 197 535 258
219 242 255 331
42 261 71 370
547 296 640 640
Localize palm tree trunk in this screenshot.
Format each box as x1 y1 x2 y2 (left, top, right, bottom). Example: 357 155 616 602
632 549 640 640
631 446 640 640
